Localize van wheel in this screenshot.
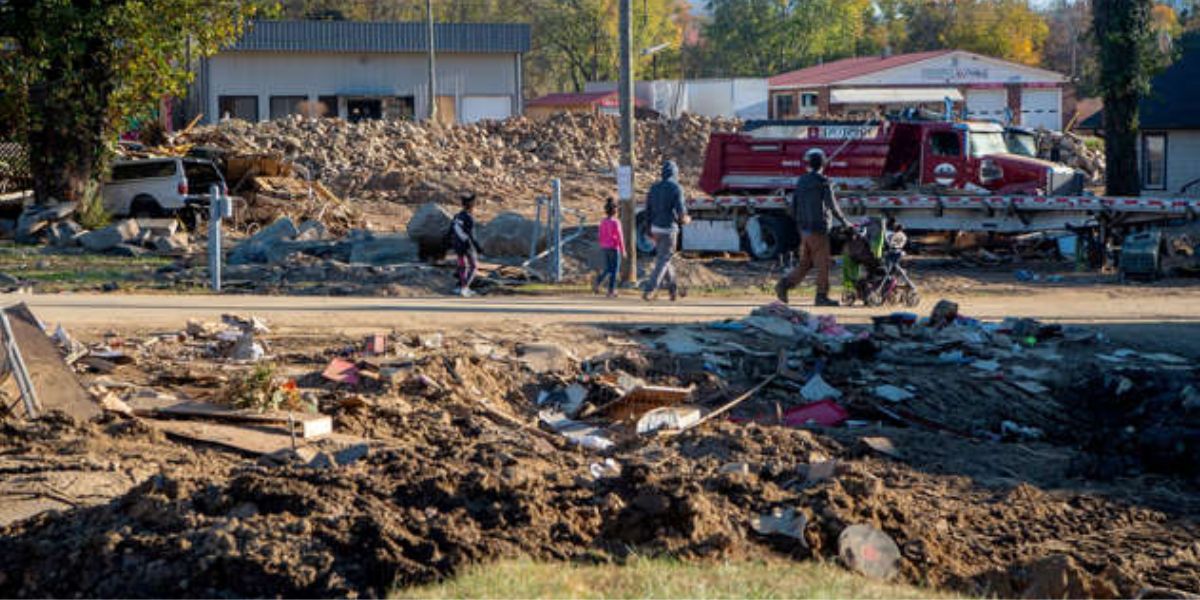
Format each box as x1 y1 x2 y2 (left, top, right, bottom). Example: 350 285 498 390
130 196 163 220
742 214 797 260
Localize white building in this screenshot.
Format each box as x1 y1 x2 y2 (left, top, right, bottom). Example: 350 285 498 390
188 20 530 125
585 78 769 120
769 50 1072 132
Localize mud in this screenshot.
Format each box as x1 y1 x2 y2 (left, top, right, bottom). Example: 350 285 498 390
1 317 1198 598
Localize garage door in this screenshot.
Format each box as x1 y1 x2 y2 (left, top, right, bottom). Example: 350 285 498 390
965 88 1008 122
1020 88 1061 131
461 96 512 123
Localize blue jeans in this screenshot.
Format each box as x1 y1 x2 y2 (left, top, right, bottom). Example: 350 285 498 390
594 248 621 294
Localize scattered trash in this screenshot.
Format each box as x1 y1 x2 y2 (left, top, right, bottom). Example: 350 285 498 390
538 383 589 418
752 507 808 543
782 400 848 428
322 358 360 385
538 410 614 452
873 385 915 403
589 458 622 479
838 524 901 580
860 436 901 459
364 333 387 356
800 374 842 401
636 405 702 435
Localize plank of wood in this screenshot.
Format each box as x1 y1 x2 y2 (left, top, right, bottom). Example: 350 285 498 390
3 303 99 422
130 399 332 439
142 418 298 455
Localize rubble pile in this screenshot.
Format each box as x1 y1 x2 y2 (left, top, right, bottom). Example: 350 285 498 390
179 113 739 207
1037 130 1105 185
1 303 1197 597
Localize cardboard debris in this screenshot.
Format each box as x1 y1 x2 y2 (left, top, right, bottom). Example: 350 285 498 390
751 507 808 543
2 303 100 421
636 405 702 435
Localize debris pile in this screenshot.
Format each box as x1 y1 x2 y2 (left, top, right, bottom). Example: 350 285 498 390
178 113 740 207
1037 130 1105 185
1 303 1198 598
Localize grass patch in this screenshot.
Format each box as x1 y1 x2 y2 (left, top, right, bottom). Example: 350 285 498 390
399 558 955 599
0 243 172 288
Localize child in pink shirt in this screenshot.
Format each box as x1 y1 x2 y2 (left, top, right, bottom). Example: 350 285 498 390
593 198 625 297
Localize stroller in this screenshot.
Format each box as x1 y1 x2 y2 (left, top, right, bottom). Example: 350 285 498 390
841 219 921 308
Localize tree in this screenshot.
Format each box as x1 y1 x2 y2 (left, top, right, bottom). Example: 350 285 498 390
1094 0 1156 196
701 0 869 77
0 0 261 206
1042 1 1100 97
900 0 1050 65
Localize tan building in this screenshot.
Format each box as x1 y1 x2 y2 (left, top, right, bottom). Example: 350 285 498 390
525 91 644 120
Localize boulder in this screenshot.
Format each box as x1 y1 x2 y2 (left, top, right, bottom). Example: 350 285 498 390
79 219 141 252
349 234 419 265
15 203 76 243
478 211 544 257
149 232 191 254
406 202 453 257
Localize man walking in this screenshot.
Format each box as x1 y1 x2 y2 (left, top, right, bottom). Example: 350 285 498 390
776 149 849 307
642 160 690 301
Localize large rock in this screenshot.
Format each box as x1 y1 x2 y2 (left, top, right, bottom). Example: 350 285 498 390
228 217 299 265
406 203 453 257
79 219 141 252
349 234 419 265
478 212 545 257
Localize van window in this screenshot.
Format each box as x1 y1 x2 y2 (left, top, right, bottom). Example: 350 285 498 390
110 161 178 181
184 161 223 191
930 131 962 157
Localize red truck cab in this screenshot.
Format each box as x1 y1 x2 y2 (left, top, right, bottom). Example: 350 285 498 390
698 118 1083 197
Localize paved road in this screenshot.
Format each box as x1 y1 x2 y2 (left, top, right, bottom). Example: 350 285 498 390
13 290 1200 356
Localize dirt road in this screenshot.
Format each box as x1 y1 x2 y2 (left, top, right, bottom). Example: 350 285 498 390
17 288 1200 356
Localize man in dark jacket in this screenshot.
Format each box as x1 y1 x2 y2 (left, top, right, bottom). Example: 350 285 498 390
642 160 690 301
776 149 849 307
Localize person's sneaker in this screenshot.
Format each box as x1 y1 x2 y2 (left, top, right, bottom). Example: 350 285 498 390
606 291 617 298
641 288 653 302
775 279 790 304
814 294 839 307
461 288 476 298
591 281 601 294
668 284 678 302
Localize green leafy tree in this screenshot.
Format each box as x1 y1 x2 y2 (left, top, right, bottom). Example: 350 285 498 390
1094 0 1156 195
0 0 262 206
702 0 869 77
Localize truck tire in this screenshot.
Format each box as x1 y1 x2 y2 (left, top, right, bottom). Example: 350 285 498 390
743 214 797 260
130 195 163 220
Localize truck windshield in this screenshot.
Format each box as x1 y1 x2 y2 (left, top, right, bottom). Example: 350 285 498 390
1006 132 1038 157
969 131 1009 158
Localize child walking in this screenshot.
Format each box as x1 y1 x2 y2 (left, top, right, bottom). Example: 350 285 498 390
593 198 625 297
451 194 482 297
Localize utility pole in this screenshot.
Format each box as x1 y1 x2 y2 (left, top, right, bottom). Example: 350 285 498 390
426 0 437 121
618 0 637 285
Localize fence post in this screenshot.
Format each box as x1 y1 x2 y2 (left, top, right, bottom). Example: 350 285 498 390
208 185 224 292
551 179 562 283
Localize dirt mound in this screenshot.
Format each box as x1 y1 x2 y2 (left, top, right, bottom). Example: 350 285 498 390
179 113 739 215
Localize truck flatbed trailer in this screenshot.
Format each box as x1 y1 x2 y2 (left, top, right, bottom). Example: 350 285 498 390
674 193 1200 258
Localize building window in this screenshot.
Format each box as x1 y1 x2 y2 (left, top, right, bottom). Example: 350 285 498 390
800 93 818 108
1142 132 1167 190
316 96 338 118
218 95 258 122
774 94 795 118
270 96 307 120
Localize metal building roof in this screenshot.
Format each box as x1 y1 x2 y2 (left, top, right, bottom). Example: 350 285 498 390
229 20 531 54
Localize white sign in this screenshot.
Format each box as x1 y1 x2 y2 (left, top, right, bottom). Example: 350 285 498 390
617 165 634 200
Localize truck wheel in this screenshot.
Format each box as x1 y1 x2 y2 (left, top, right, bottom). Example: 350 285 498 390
130 195 163 220
743 214 797 260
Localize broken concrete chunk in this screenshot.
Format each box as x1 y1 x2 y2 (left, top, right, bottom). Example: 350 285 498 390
751 507 807 544
79 219 141 252
635 405 702 435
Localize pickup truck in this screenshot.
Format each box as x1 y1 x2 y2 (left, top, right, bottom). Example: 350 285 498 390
102 157 226 225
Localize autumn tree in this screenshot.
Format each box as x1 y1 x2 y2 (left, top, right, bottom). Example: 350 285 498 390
701 0 870 77
1094 0 1156 195
0 0 261 206
900 0 1049 65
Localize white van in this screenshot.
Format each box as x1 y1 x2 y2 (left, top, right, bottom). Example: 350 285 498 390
102 158 226 220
